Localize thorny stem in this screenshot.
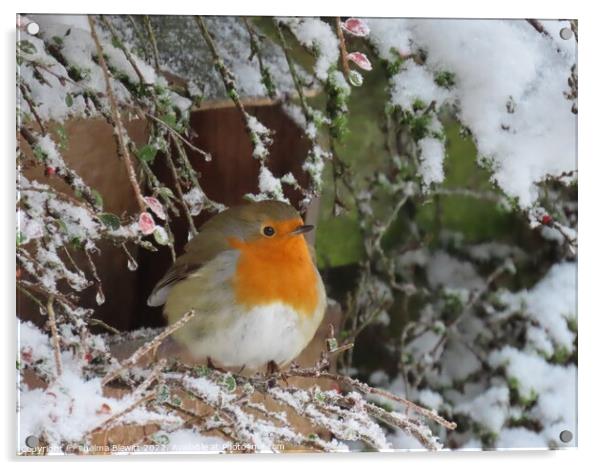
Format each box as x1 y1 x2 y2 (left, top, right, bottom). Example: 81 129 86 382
88 15 147 212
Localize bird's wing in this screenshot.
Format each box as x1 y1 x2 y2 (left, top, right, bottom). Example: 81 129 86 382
146 224 232 307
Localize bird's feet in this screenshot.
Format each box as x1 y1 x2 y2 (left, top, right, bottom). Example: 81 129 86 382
266 360 279 375
206 356 227 373
265 360 288 387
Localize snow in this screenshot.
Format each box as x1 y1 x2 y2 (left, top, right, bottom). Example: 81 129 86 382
467 242 526 262
18 321 170 451
389 61 450 110
418 137 445 186
456 386 510 434
417 389 443 410
495 427 547 449
489 346 576 446
364 18 412 60
278 18 339 81
498 262 576 353
164 429 226 452
426 251 485 291
367 19 577 207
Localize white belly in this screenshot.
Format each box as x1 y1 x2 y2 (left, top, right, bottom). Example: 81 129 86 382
188 303 314 369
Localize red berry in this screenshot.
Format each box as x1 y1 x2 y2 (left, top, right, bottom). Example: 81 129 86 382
541 214 553 225
45 167 56 176
21 347 33 363
83 352 93 363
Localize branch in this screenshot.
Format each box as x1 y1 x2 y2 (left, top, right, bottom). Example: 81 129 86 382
88 15 147 212
46 295 63 378
101 310 196 386
335 17 351 82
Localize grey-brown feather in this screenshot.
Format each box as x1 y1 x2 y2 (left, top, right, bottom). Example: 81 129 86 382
146 200 302 307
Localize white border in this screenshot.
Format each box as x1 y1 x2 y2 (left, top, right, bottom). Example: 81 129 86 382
3 1 600 469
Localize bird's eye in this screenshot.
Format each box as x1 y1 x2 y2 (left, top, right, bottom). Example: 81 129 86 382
262 226 276 237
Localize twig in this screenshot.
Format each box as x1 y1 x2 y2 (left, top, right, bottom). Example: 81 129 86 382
243 17 277 100
133 359 166 397
100 15 149 86
526 19 552 38
88 15 147 212
278 366 456 430
274 20 311 121
163 144 198 237
194 15 272 163
363 402 440 451
87 318 121 335
18 82 47 135
102 310 195 386
335 18 351 82
142 16 161 71
46 295 63 377
430 261 511 357
86 392 156 437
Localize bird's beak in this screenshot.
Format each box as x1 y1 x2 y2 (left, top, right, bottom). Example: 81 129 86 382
291 224 314 235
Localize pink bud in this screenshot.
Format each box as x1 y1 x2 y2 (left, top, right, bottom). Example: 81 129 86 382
144 196 166 220
341 18 370 37
138 212 156 235
347 52 373 71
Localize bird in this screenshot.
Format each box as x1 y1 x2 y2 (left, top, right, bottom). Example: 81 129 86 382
147 200 326 371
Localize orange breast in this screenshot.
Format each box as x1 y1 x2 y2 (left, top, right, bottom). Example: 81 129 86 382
228 233 319 316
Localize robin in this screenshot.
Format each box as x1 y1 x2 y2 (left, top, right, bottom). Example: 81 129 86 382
147 200 326 371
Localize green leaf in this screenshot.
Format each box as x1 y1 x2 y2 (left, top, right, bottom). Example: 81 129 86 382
91 189 104 209
222 374 236 393
153 226 169 246
98 212 120 230
32 145 46 162
348 70 364 87
16 231 26 246
18 40 36 55
137 144 158 163
151 433 170 445
194 365 211 377
158 187 175 199
65 93 74 107
56 219 69 235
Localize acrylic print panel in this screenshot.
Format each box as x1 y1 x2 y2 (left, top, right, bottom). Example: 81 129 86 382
16 14 577 455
